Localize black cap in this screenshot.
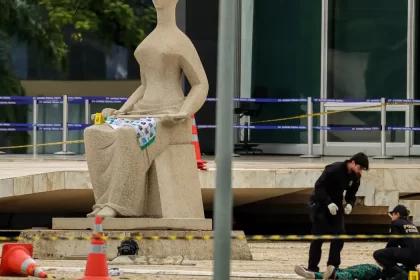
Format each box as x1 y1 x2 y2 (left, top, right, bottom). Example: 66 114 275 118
349 152 369 170
389 205 409 217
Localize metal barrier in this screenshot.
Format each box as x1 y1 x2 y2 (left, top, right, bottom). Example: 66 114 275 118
1 95 420 158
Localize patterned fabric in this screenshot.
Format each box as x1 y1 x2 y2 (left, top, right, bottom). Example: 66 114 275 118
105 117 157 150
314 264 382 280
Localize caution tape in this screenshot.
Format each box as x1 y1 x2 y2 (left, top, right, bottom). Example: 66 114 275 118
8 234 420 242
249 103 384 124
0 140 84 150
0 101 415 150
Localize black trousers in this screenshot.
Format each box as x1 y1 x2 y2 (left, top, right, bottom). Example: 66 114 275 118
308 206 345 272
373 247 420 276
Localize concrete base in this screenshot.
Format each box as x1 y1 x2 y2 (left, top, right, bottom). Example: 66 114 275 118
54 151 76 155
19 229 252 260
372 155 394 160
299 154 321 158
52 218 213 231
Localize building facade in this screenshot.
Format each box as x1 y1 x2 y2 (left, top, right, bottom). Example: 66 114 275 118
10 0 420 156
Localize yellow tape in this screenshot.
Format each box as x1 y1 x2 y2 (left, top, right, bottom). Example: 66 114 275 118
0 140 85 150
249 103 383 124
9 234 420 242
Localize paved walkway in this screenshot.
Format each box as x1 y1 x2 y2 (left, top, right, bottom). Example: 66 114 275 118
0 154 418 180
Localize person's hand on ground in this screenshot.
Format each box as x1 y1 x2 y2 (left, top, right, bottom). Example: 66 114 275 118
328 203 339 215
344 204 352 215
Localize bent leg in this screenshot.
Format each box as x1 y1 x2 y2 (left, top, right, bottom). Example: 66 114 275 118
84 120 171 217
373 248 406 279
374 248 398 268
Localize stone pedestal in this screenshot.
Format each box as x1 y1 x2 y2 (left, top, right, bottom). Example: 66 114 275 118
52 218 213 230
19 229 252 261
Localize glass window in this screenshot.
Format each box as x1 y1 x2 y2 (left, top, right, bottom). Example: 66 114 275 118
249 0 322 144
327 111 405 143
327 0 408 142
11 36 28 79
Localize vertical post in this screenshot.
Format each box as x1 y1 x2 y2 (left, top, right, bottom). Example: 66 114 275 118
54 95 76 155
232 0 242 158
319 0 329 157
32 98 38 157
85 99 90 124
213 0 236 279
83 99 90 156
406 0 415 156
373 98 394 159
301 97 321 158
320 103 325 156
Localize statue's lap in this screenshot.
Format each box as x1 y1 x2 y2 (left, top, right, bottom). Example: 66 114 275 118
85 117 192 147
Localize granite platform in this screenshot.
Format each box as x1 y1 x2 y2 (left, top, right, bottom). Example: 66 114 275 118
1 155 420 226
52 218 212 230
18 229 252 260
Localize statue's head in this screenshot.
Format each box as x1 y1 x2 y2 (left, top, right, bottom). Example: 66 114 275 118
152 0 179 10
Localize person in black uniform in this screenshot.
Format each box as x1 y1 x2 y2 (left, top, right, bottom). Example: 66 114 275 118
373 205 420 279
297 152 369 274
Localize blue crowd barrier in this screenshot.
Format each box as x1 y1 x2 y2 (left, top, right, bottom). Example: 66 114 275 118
313 98 382 103
0 123 401 132
3 95 420 104
0 95 419 157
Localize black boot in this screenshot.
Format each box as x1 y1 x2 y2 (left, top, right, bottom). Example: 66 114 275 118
383 266 408 280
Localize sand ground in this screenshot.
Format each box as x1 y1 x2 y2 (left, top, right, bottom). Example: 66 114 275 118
0 241 386 279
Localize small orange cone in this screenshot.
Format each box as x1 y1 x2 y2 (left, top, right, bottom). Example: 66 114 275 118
78 216 111 280
191 114 207 170
0 243 51 278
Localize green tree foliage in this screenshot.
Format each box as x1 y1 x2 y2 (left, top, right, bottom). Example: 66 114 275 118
0 0 156 153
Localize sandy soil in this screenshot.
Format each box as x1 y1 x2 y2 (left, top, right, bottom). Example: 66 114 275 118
0 241 386 279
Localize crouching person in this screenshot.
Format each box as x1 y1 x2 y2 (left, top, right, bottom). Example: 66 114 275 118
373 205 420 280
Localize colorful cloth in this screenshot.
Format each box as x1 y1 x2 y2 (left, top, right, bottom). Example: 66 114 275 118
106 117 157 150
314 264 381 280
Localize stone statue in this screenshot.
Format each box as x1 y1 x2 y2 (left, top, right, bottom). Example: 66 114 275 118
84 0 209 218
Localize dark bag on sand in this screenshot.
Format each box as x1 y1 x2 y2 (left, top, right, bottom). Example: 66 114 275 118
117 239 139 256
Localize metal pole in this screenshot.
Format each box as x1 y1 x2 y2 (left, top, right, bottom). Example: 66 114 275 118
213 0 236 279
54 95 75 155
373 98 393 159
83 99 90 156
406 0 415 156
32 99 38 157
320 103 325 156
301 97 320 158
85 99 90 124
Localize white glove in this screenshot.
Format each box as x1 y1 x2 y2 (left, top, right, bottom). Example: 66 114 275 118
344 204 352 215
328 203 339 215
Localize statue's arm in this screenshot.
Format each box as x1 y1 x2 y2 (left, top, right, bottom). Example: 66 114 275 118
179 42 209 116
119 72 146 113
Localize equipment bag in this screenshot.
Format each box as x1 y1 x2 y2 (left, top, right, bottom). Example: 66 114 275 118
117 239 139 256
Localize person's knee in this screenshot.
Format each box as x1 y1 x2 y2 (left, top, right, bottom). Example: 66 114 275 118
373 249 386 264
373 250 381 260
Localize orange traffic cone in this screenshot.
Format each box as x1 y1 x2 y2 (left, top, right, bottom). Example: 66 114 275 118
78 216 111 280
191 114 207 170
0 243 51 278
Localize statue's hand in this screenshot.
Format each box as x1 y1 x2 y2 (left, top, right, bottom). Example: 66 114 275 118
161 112 190 127
101 108 123 118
